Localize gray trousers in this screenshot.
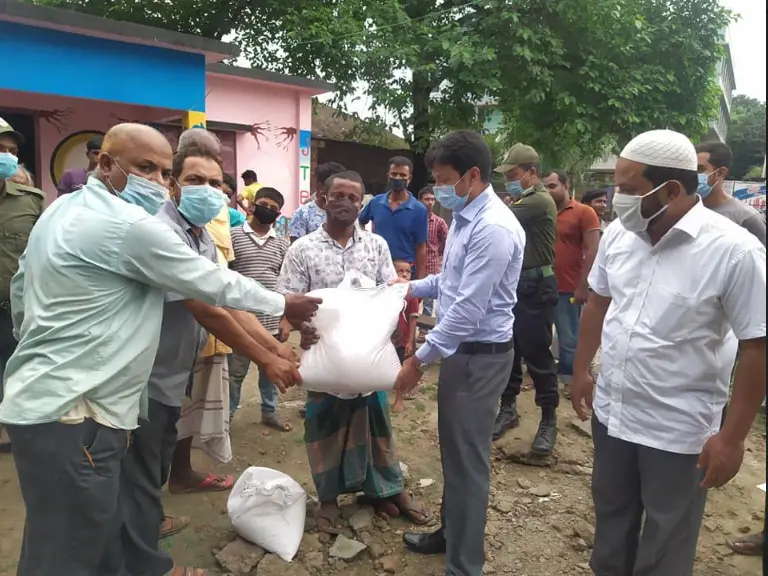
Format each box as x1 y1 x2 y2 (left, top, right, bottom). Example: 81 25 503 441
438 350 514 576
7 419 128 576
591 417 707 576
99 399 178 576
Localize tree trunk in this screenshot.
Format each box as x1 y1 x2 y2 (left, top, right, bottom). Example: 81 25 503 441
410 72 433 193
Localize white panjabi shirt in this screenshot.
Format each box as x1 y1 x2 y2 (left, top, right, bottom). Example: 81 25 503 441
589 201 766 455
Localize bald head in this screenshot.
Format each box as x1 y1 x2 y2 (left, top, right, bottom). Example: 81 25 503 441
178 128 221 159
98 123 173 194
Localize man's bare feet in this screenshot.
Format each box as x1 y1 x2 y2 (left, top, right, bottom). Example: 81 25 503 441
316 502 346 534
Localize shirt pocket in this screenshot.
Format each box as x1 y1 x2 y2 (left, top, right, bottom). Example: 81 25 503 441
642 284 697 341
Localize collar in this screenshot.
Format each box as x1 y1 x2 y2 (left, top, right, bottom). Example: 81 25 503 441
158 199 196 233
558 198 578 213
318 224 362 246
455 185 493 222
669 197 706 239
521 181 546 199
243 221 277 239
1 179 46 199
382 191 416 209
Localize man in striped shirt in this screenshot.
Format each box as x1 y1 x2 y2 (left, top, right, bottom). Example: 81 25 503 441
229 187 293 431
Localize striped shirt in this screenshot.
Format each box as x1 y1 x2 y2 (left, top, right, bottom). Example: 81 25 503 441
231 223 289 334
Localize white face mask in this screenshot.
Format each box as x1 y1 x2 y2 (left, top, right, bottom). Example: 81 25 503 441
612 182 669 233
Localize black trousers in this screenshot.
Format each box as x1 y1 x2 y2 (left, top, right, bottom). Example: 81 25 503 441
8 420 128 576
0 308 17 402
501 274 559 409
99 399 179 576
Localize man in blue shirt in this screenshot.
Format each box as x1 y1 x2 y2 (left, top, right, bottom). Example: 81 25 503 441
358 156 429 278
393 131 526 576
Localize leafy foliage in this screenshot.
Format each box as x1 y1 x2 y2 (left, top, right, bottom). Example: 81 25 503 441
728 95 767 181
28 0 732 188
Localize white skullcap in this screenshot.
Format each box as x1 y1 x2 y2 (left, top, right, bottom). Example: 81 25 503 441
620 129 697 171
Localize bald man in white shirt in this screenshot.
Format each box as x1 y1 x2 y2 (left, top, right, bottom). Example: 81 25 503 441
571 130 766 576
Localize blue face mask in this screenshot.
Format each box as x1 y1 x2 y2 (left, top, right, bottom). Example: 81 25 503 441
434 174 468 212
697 172 714 198
111 161 168 216
0 152 19 180
178 185 226 227
119 173 168 216
505 180 524 198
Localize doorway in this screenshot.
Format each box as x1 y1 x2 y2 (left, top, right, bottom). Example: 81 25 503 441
0 110 37 186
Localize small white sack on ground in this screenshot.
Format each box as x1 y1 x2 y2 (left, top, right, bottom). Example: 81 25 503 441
299 272 408 395
227 467 306 562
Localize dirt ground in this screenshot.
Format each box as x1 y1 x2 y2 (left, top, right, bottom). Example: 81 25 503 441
0 362 764 576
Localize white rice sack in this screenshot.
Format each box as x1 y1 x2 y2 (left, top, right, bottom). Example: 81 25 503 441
227 467 306 562
299 279 408 395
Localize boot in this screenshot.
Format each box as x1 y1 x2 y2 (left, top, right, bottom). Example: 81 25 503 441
492 401 520 441
531 407 558 456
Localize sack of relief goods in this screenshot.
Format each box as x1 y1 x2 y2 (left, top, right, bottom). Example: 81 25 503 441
227 467 306 562
299 272 409 395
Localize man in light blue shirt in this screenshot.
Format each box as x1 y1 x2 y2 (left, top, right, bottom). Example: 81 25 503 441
0 123 320 576
394 130 525 576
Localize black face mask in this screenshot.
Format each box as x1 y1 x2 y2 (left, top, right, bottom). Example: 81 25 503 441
252 204 280 225
326 199 359 225
389 178 408 192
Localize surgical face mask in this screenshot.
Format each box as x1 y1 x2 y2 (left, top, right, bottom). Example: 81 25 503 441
389 177 408 192
0 152 19 180
434 174 469 212
505 180 524 198
252 203 280 225
697 172 714 198
178 184 226 227
612 182 670 233
114 163 168 216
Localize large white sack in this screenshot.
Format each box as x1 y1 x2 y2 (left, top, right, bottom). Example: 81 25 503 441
227 467 306 562
299 278 409 395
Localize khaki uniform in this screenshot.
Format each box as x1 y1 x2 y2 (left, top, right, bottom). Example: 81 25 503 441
0 179 45 416
0 180 45 301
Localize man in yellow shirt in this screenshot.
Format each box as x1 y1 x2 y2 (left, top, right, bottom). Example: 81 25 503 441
239 170 263 220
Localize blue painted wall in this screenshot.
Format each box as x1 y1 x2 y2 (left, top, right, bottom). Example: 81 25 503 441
0 22 206 111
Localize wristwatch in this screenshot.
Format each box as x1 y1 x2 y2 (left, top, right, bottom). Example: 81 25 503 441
416 360 430 374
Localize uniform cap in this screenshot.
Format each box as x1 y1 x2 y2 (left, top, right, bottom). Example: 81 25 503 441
620 130 697 171
0 117 25 146
494 143 540 174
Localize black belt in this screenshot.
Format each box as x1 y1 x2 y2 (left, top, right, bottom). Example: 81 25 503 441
456 340 514 356
519 264 555 280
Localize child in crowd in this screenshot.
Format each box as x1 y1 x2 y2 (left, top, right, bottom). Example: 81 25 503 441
228 187 293 431
392 259 420 412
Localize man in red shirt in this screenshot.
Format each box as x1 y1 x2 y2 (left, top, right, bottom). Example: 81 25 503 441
543 171 600 398
417 187 448 335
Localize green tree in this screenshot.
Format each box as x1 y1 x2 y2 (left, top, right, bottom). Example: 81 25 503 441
29 0 731 189
728 95 767 180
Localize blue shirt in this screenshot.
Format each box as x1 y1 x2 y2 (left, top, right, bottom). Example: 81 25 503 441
289 199 326 239
358 192 428 262
229 207 246 228
411 186 526 363
0 178 286 429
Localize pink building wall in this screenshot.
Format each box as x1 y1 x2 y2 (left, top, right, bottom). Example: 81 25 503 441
205 72 315 215
1 73 318 214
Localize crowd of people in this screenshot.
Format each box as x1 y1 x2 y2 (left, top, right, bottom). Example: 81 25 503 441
0 114 765 576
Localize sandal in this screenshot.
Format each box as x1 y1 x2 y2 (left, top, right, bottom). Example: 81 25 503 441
316 506 346 535
168 473 234 494
262 412 292 432
726 532 764 556
169 567 207 576
160 515 190 539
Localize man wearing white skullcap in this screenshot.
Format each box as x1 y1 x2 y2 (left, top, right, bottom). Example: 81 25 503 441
570 129 767 575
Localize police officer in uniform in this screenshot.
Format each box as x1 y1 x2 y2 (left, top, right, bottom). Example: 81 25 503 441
0 117 45 452
492 144 560 456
